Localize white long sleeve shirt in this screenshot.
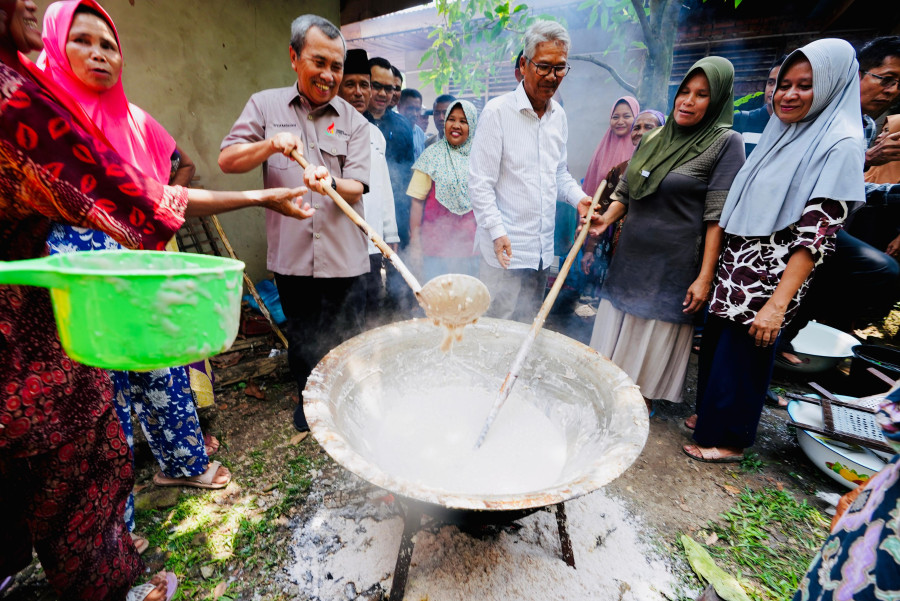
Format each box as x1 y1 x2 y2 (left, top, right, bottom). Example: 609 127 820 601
363 124 400 254
468 83 587 270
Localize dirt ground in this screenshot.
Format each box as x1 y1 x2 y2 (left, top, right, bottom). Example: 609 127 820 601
4 306 855 601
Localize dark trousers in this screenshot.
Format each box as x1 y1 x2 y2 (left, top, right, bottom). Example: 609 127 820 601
693 315 777 450
781 230 900 347
363 254 386 329
274 273 366 398
0 407 141 600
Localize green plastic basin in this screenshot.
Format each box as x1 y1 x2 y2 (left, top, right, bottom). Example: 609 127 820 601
0 250 244 371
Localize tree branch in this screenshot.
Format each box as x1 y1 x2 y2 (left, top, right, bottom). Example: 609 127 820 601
630 0 653 45
570 54 637 94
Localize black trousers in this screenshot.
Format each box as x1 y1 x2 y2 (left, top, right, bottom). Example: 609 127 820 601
693 315 777 450
274 273 366 397
781 230 900 347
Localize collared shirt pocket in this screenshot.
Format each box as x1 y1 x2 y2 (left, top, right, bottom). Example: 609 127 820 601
320 139 348 173
266 152 292 171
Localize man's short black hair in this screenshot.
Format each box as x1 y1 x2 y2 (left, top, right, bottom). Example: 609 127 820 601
400 88 422 103
390 65 402 80
769 54 788 71
515 50 524 67
434 94 457 107
858 37 900 73
368 57 392 72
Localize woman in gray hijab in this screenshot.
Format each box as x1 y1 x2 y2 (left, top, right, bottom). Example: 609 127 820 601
684 38 867 463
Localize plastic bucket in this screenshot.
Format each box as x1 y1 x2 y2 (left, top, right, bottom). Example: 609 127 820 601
849 344 900 397
0 250 244 371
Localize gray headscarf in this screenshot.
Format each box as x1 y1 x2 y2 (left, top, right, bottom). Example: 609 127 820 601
718 38 866 237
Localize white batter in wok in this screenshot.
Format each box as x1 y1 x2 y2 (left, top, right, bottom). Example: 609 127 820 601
369 384 568 496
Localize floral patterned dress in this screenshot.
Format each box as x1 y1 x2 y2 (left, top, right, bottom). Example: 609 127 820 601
794 388 900 600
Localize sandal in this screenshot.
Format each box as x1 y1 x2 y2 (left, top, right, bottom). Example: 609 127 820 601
1 576 12 595
684 414 697 430
682 444 744 463
130 532 149 555
153 461 231 490
765 388 789 409
126 571 177 601
203 434 220 456
691 333 702 354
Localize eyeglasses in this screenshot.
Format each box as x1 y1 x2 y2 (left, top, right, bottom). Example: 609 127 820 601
864 71 900 91
371 82 400 93
525 56 570 78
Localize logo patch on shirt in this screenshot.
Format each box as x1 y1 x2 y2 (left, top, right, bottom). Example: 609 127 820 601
326 122 336 136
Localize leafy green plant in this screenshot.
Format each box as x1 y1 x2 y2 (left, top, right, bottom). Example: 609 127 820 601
698 488 829 601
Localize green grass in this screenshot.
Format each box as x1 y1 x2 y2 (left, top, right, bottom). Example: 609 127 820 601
698 487 829 601
134 432 324 600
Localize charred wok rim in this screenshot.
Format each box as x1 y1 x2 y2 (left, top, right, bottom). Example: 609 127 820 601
304 318 649 512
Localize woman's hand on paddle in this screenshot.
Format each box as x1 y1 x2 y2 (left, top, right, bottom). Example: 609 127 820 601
748 299 786 347
260 187 315 219
493 235 512 269
682 276 711 314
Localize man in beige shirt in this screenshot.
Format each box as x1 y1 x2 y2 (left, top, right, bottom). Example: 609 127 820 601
219 14 371 432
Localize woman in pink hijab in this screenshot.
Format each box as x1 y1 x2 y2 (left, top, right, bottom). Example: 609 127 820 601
36 0 191 186
579 96 639 298
582 96 640 197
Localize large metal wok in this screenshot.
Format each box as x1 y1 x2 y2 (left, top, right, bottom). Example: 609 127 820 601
303 317 648 599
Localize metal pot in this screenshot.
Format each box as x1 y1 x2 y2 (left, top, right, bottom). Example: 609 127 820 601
303 318 648 514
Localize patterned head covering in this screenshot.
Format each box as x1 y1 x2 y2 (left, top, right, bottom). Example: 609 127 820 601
582 96 640 197
718 38 866 236
633 109 666 129
626 56 736 200
411 99 478 215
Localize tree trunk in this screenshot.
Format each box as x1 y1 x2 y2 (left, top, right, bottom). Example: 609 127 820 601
635 0 681 109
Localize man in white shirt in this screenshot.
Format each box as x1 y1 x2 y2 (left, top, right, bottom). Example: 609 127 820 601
469 20 590 321
338 49 400 328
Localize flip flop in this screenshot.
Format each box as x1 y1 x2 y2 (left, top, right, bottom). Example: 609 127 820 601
126 571 178 601
1 575 13 595
203 434 220 456
153 461 230 490
682 444 744 463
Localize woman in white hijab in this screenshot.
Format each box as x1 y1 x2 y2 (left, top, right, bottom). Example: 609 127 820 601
683 38 867 463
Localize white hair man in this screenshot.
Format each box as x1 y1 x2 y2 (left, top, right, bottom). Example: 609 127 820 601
469 20 591 321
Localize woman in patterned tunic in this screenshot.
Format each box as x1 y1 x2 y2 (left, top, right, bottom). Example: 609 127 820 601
38 1 230 540
587 57 744 411
684 38 866 463
0 1 312 597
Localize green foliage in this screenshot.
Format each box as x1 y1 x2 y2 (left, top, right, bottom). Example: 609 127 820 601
698 488 829 601
419 0 541 97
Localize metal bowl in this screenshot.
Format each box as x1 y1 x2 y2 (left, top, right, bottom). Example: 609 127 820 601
303 318 648 512
776 321 860 374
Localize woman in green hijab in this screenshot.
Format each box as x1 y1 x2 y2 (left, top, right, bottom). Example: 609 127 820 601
586 56 745 414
